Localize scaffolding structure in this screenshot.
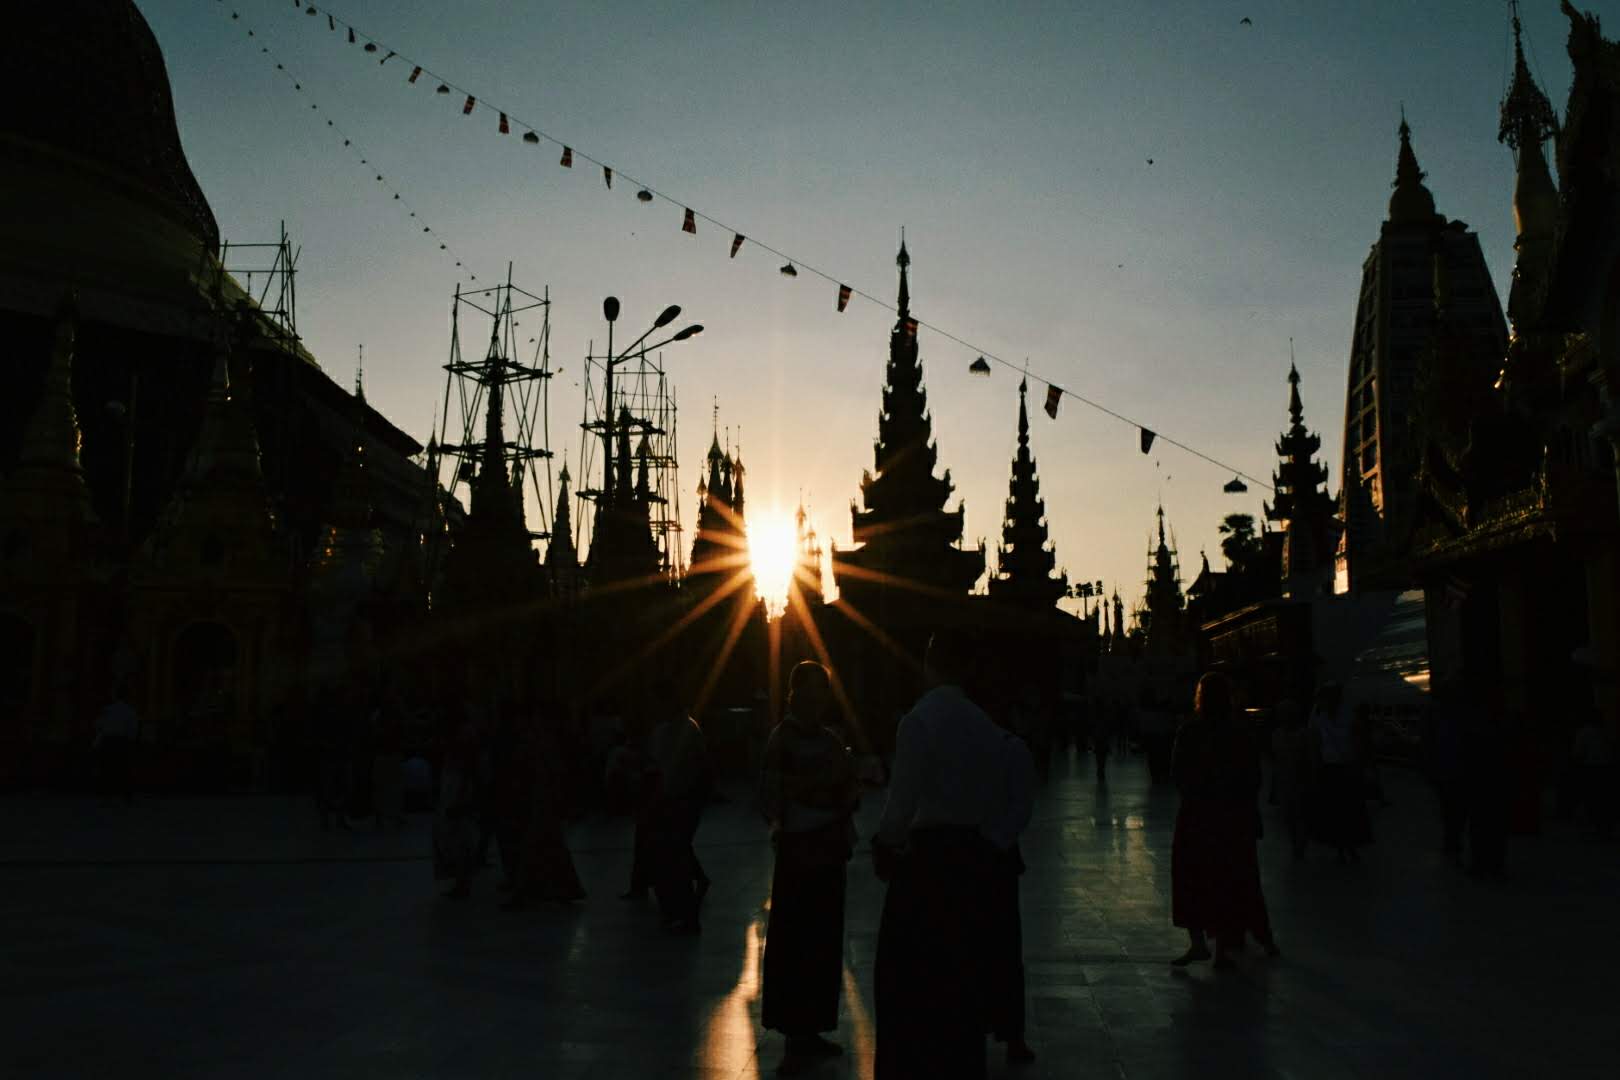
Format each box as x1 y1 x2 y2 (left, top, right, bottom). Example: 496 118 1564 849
435 268 555 544
219 220 300 343
575 346 684 580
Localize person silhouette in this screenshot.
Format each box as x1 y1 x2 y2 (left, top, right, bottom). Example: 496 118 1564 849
759 661 859 1074
872 629 1011 1079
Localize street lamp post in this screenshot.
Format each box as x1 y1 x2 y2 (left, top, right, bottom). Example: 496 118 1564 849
596 297 702 503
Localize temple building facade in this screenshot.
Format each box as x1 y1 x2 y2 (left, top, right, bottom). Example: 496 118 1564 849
0 2 434 788
1338 116 1510 592
1411 4 1620 743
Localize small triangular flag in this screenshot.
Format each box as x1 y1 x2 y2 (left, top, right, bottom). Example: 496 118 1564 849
327 15 334 31
1140 428 1156 454
408 65 422 83
603 166 613 189
1044 385 1062 419
498 112 509 134
522 131 539 144
363 42 379 54
462 95 476 115
559 146 573 167
837 285 851 312
380 51 396 65
682 208 696 234
347 27 355 44
730 234 744 258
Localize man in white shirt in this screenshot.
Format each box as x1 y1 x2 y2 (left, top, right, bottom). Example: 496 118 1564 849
873 629 1026 1080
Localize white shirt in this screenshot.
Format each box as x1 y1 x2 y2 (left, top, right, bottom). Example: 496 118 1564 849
983 733 1037 852
876 685 1011 848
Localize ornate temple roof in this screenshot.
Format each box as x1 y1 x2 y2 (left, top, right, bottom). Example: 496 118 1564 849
989 378 1066 607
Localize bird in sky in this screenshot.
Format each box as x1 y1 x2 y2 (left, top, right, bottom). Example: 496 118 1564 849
1240 17 1253 27
1146 157 1155 165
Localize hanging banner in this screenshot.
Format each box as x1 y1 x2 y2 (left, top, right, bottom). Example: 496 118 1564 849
408 65 422 83
837 284 851 312
730 234 744 258
682 208 697 234
603 166 613 189
498 112 509 134
1044 385 1062 419
560 146 573 167
1140 428 1156 454
462 95 476 115
904 318 918 336
347 27 355 44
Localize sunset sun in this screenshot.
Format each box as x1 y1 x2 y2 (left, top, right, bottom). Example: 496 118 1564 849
748 508 799 615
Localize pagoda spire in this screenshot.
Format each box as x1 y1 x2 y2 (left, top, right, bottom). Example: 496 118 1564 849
1389 110 1439 225
989 377 1066 607
896 229 911 321
1266 361 1335 592
0 296 99 575
1500 2 1560 329
833 235 984 612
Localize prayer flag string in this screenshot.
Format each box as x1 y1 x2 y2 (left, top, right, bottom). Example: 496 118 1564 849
264 1 1273 492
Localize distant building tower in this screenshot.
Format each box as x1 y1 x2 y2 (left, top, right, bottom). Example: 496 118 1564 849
1337 114 1509 591
1266 362 1338 596
989 378 1067 608
543 459 581 596
688 420 747 582
832 240 985 606
1141 505 1186 655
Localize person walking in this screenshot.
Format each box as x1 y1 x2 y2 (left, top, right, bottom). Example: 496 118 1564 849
986 716 1038 1066
1311 683 1372 863
873 630 1010 1080
647 699 713 933
371 697 407 831
1270 698 1311 859
505 708 587 909
434 710 484 900
1170 672 1278 969
758 662 860 1075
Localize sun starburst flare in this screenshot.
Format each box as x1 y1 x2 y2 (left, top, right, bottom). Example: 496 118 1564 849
748 508 799 616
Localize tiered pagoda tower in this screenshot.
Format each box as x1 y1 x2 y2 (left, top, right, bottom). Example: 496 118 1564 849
1265 363 1337 596
989 378 1067 608
832 241 984 607
1141 506 1186 655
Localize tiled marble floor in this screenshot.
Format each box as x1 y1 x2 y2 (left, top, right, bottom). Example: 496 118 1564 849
4 752 1617 1078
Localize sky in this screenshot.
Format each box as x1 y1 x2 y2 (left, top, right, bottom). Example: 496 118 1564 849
139 0 1613 613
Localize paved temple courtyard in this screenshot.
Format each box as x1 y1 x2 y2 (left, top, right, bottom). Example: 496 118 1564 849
4 753 1618 1079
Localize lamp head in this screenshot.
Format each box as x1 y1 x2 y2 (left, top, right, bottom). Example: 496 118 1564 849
603 296 620 323
655 304 682 329
673 324 703 342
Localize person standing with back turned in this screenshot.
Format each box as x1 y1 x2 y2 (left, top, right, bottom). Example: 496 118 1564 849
873 630 1011 1080
759 661 860 1075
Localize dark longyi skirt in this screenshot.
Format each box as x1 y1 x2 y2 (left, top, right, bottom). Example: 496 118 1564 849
762 824 849 1036
875 826 997 1080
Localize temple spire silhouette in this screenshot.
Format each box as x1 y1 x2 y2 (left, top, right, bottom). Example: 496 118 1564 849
989 378 1066 608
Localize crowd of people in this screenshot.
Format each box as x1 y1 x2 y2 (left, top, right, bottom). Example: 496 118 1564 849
278 635 1609 1079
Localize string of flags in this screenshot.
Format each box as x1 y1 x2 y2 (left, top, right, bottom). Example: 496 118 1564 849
220 2 481 282
256 0 1273 494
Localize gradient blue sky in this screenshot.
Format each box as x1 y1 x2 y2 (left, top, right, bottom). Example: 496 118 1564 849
140 0 1611 611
